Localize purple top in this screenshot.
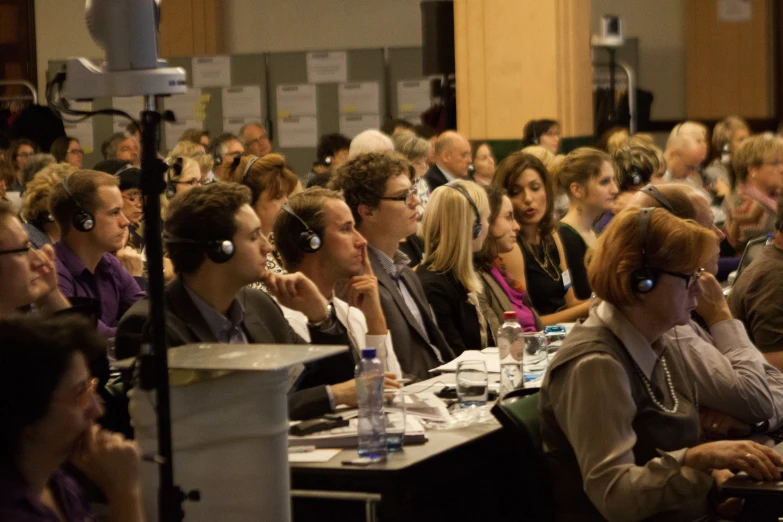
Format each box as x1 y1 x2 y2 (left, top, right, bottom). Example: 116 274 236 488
489 266 537 332
55 241 145 338
0 467 97 521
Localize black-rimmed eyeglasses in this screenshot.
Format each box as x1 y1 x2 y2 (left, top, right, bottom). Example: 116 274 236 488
659 267 704 289
379 189 416 206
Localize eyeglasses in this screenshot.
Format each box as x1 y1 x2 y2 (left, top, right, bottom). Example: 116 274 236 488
763 160 783 168
67 148 85 155
53 378 99 409
0 242 32 257
174 178 204 187
659 267 704 289
379 189 417 206
123 191 144 204
15 151 34 159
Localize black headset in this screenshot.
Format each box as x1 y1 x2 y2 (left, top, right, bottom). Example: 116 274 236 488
163 232 235 264
165 157 183 199
61 176 95 232
445 181 482 239
631 207 658 293
639 184 674 213
282 202 322 253
623 141 643 187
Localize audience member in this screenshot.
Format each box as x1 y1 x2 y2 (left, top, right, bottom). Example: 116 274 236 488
8 139 38 192
331 152 454 380
663 130 710 200
92 160 144 253
166 140 213 181
474 184 541 335
305 133 351 187
21 162 76 248
274 188 402 378
101 132 140 168
392 130 432 216
347 129 394 159
416 180 492 354
598 126 629 153
116 183 364 420
540 205 783 521
179 128 210 148
521 119 561 153
381 118 415 136
21 153 56 189
729 190 783 371
239 121 272 158
469 141 496 186
49 170 145 338
705 116 749 189
207 133 244 181
724 133 783 253
0 314 144 522
164 157 202 200
0 201 70 316
554 148 618 299
50 135 84 168
493 152 590 324
521 145 555 168
423 130 472 191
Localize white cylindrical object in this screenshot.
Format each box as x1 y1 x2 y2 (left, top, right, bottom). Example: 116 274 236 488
130 369 291 522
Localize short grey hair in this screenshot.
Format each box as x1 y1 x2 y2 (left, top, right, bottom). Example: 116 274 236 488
348 130 394 159
22 154 56 186
102 132 132 159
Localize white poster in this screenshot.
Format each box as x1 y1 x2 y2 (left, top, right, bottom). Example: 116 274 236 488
276 84 317 117
338 82 380 115
306 51 348 83
111 97 144 134
277 116 318 148
164 88 204 122
192 56 231 87
64 121 94 154
339 114 381 139
222 117 260 136
717 0 751 22
397 79 431 118
222 86 263 119
164 120 204 151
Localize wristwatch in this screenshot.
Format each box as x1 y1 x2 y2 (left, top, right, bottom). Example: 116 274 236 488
307 303 335 329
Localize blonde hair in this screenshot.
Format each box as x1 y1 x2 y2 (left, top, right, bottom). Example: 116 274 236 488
712 116 749 154
587 206 718 306
552 147 611 198
392 130 431 162
605 128 630 154
421 180 488 293
166 140 213 176
667 121 707 151
521 145 555 167
21 163 77 222
732 133 783 183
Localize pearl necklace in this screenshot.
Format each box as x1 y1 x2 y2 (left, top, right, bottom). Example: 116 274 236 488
632 355 679 414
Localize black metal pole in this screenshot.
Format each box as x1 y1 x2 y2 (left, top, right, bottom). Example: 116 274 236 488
607 47 617 126
137 97 182 522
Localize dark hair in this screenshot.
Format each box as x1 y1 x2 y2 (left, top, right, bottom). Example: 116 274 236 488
329 151 413 227
492 152 556 241
226 153 298 206
0 200 18 244
179 128 209 145
521 119 559 148
207 133 240 160
474 184 507 270
50 136 77 163
9 139 39 168
164 182 252 274
0 314 104 465
381 119 415 136
316 134 351 163
413 124 437 140
49 169 120 235
470 141 492 160
273 187 343 271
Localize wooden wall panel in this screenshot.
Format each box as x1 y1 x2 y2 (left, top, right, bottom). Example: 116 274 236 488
685 0 772 119
159 0 224 58
455 0 593 140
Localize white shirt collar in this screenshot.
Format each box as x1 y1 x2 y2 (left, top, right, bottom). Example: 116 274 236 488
436 163 456 182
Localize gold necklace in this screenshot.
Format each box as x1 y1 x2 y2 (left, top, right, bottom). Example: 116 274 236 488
521 238 561 281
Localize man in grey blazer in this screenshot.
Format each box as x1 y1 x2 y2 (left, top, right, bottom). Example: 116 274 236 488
331 152 455 381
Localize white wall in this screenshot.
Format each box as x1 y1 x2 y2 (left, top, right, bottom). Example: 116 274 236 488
592 0 686 120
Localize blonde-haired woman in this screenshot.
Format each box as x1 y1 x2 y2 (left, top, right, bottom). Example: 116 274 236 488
415 180 491 355
20 163 76 248
554 148 618 300
166 140 214 181
705 116 749 189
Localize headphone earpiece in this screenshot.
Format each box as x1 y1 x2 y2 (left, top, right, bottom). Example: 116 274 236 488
61 177 95 232
445 181 482 239
165 157 184 199
163 232 235 264
282 203 322 253
624 144 642 187
630 207 658 293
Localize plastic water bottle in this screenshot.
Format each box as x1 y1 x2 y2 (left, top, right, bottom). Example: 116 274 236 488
498 311 524 398
356 348 387 461
766 233 774 246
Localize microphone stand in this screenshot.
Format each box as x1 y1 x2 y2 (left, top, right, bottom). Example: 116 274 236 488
137 95 198 521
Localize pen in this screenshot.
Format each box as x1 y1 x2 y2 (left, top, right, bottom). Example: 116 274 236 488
288 445 317 453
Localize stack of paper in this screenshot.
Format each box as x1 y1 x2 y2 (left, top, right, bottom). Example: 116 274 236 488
429 350 500 373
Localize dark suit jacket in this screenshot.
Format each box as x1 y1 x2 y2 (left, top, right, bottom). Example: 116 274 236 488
370 253 454 381
116 277 354 420
414 265 494 356
423 164 449 192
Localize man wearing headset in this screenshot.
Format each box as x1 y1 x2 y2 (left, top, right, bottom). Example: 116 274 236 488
50 170 145 339
116 182 372 420
207 133 244 182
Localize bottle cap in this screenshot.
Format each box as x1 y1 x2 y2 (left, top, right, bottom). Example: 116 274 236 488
503 311 518 321
361 348 377 359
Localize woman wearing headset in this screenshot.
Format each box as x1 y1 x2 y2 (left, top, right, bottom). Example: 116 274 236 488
539 206 783 521
415 180 491 355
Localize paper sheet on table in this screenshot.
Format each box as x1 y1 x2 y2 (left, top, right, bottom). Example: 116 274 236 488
276 84 317 117
338 82 379 115
430 350 500 373
306 51 347 83
277 116 318 148
222 86 263 119
338 114 380 139
192 56 231 88
288 448 341 463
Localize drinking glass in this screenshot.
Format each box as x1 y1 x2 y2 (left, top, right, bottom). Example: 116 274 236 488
523 332 548 369
456 360 489 407
384 388 406 452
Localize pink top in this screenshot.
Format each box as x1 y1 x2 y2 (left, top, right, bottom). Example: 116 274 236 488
489 266 537 332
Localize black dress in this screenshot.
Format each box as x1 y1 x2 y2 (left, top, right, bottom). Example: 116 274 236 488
519 237 567 316
558 223 592 300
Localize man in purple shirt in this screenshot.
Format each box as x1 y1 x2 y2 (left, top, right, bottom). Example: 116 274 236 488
49 170 145 338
